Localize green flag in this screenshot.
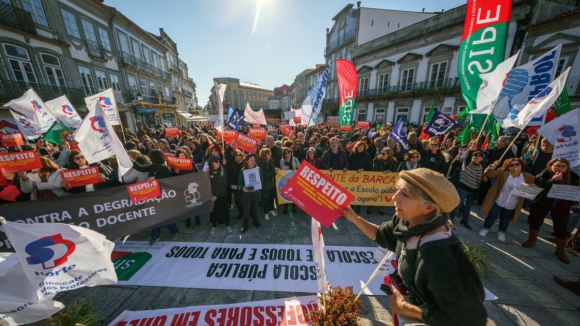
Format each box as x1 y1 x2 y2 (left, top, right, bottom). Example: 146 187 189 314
456 99 471 124
487 122 501 148
553 87 571 116
456 122 474 145
44 121 73 145
424 102 435 125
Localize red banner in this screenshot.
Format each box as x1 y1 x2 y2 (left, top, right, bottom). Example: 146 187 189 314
0 173 7 187
235 133 260 154
249 128 266 140
461 0 512 41
280 125 295 140
280 161 354 227
0 150 42 174
215 130 237 145
339 125 352 133
60 167 102 188
253 124 262 129
166 155 193 170
293 117 301 124
356 121 370 130
326 116 339 127
336 59 358 127
127 179 161 203
1 133 24 147
164 126 180 137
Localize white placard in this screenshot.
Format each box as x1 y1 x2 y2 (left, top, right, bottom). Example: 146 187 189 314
373 246 396 277
509 183 543 200
243 167 262 190
547 184 580 202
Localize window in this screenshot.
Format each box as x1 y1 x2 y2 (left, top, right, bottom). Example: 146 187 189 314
94 70 108 91
127 75 137 92
428 62 448 88
142 46 150 63
109 73 121 92
149 80 156 97
395 108 409 122
457 106 466 115
377 73 390 94
339 28 345 44
270 102 279 110
131 39 141 58
375 108 385 124
41 53 66 87
358 77 369 96
61 10 80 38
555 57 568 77
23 0 48 27
357 109 366 122
98 27 111 51
81 19 97 42
117 32 129 53
78 66 96 95
399 68 415 92
139 77 148 97
282 97 288 109
421 107 438 124
3 44 37 83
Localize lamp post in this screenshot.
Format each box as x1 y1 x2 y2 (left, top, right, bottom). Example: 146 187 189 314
136 92 143 102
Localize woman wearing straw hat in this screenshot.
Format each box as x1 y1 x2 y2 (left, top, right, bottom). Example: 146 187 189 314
340 168 487 325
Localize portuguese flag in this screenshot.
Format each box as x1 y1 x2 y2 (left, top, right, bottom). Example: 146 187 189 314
458 0 512 114
336 59 358 128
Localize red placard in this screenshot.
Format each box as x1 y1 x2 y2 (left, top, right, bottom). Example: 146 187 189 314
339 125 352 133
235 133 260 154
253 124 262 129
1 133 24 147
356 121 370 130
60 166 102 188
280 161 354 227
0 150 42 174
127 179 161 203
164 126 180 137
293 117 302 124
166 155 193 170
215 130 237 145
0 173 8 187
249 128 266 140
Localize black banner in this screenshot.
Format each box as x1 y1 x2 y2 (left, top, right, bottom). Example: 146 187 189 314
0 174 213 252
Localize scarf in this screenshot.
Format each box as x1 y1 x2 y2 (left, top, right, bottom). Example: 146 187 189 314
392 214 449 243
406 161 418 170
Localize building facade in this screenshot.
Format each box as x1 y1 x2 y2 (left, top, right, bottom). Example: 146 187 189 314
268 84 292 111
209 77 272 114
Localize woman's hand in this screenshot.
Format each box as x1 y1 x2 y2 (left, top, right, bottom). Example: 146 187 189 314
211 196 217 202
60 180 70 187
148 176 155 182
275 168 280 173
383 170 389 174
32 182 38 189
98 173 105 179
243 187 250 192
528 183 538 187
491 160 500 170
62 143 70 151
342 168 348 173
482 176 488 182
328 168 334 173
339 206 359 222
387 285 407 315
174 168 181 174
551 172 563 181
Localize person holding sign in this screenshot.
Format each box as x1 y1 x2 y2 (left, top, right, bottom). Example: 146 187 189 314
63 150 111 194
340 168 487 325
523 159 579 264
238 154 264 233
18 157 69 200
258 148 278 220
148 149 178 245
206 156 233 235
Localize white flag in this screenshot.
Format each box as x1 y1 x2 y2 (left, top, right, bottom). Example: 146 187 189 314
4 88 56 132
73 102 132 181
0 217 117 301
512 67 570 129
214 83 227 132
311 218 328 293
0 253 64 326
9 110 42 140
301 67 329 127
45 95 82 129
84 88 121 126
244 102 267 125
471 51 520 115
538 108 580 167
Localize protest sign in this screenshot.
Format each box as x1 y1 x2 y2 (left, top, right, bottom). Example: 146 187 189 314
166 156 193 171
547 184 580 202
373 246 396 277
339 125 352 133
127 179 161 203
280 125 293 138
356 121 370 130
284 110 296 120
253 124 262 129
326 116 339 128
243 167 262 190
293 117 301 124
0 184 20 202
280 161 354 227
509 183 543 200
235 133 259 153
109 295 318 326
164 126 180 137
276 170 398 207
215 129 237 145
249 127 266 140
0 150 42 174
60 167 102 188
0 174 213 252
1 133 23 147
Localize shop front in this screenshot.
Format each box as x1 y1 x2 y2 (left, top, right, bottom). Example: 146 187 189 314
135 108 157 129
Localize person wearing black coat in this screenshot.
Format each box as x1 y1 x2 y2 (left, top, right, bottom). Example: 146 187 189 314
207 155 232 235
225 147 245 219
321 137 349 171
63 150 111 194
370 147 400 214
348 141 372 213
417 140 447 174
148 149 178 245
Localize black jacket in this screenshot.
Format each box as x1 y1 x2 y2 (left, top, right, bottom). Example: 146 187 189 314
348 151 372 171
148 163 172 180
321 148 349 170
209 166 228 197
372 157 400 172
64 162 111 194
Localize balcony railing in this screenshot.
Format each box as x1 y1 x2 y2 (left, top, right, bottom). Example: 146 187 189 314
566 76 579 96
120 51 171 80
86 40 107 61
0 2 36 35
325 28 355 55
0 80 85 107
169 62 183 76
173 86 193 97
122 90 175 105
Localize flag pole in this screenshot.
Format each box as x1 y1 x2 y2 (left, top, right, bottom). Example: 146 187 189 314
355 251 394 301
498 127 525 162
531 112 548 156
475 113 492 142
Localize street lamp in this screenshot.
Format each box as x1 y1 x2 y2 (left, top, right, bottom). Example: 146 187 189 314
136 92 143 102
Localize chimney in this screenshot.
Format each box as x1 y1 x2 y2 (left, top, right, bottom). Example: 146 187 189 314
326 28 329 34
422 8 425 13
441 9 444 12
357 1 361 8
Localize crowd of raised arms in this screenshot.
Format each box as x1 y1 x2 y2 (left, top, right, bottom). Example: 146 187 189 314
1 121 578 260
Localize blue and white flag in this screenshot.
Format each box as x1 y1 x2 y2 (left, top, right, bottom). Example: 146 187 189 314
389 117 409 152
301 67 329 127
45 95 82 129
424 111 461 138
5 88 56 133
226 105 234 124
492 45 561 128
538 107 580 167
226 108 244 131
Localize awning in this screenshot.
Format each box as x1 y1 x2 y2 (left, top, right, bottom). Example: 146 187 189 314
137 108 157 114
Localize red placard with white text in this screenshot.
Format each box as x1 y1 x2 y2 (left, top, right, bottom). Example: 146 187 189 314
235 133 260 154
249 128 266 140
127 179 161 203
339 125 352 133
164 126 180 137
293 117 301 124
60 167 102 188
253 124 262 129
356 121 370 130
0 150 42 174
1 133 24 147
215 130 237 145
280 125 295 140
166 155 193 170
280 161 354 227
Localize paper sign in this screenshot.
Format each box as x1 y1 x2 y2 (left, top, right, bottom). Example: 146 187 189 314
243 167 262 190
284 111 296 120
509 183 543 200
280 161 354 227
127 179 161 203
1 133 24 147
60 167 102 188
249 127 266 140
215 130 237 145
164 126 180 137
356 121 370 129
166 156 193 171
339 125 352 133
235 133 259 153
327 116 339 127
0 150 43 174
547 184 580 202
374 246 396 277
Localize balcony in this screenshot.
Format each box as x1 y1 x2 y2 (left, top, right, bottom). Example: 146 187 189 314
169 62 183 76
567 76 579 97
173 85 192 97
122 90 175 105
0 80 85 107
0 2 36 35
324 28 355 55
86 40 107 61
120 51 171 80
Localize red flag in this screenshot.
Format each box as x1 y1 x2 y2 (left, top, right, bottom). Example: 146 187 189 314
336 59 358 127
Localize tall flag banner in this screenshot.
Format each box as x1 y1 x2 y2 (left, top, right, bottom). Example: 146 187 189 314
458 0 512 113
84 88 121 126
226 105 235 124
73 102 132 181
0 217 117 301
492 45 562 128
9 109 42 140
424 110 461 137
552 87 572 116
538 108 580 167
311 218 328 294
226 108 245 131
456 122 475 144
43 121 75 146
424 102 436 125
484 121 502 149
45 95 83 129
302 66 329 127
336 59 358 127
5 88 56 132
244 102 267 125
389 117 409 152
214 82 227 133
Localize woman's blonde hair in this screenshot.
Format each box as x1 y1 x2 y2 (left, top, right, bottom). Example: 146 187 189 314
396 179 441 219
127 149 141 162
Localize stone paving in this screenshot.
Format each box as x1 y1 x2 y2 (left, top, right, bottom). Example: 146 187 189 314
46 205 580 326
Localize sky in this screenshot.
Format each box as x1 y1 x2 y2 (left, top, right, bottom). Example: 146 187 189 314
105 0 465 106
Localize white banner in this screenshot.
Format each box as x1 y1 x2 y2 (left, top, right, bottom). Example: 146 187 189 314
108 295 318 326
244 103 267 125
538 108 580 167
9 109 42 140
84 88 121 126
547 184 580 202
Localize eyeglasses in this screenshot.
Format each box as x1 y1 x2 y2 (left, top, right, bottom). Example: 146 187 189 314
552 164 567 168
74 156 85 160
381 152 388 155
410 155 419 159
509 163 521 167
